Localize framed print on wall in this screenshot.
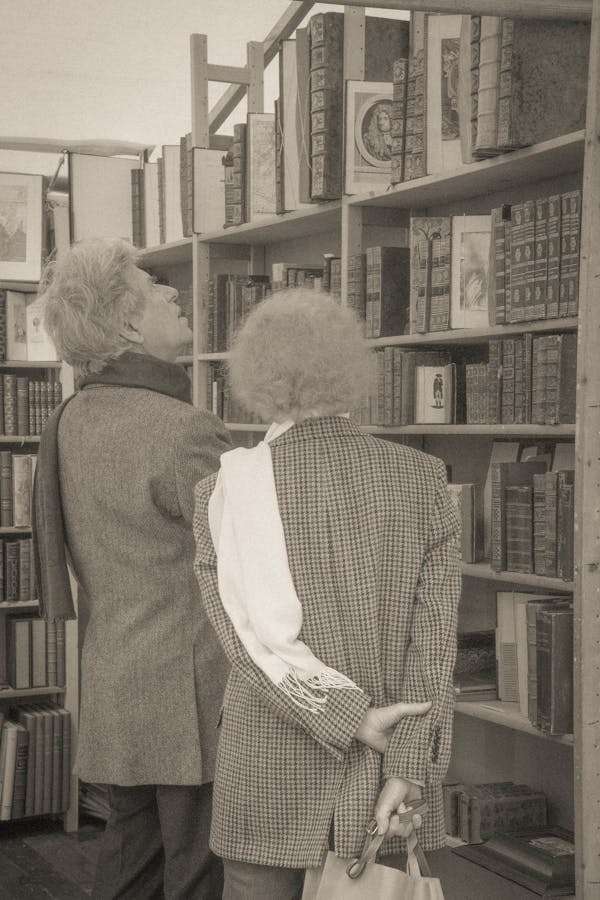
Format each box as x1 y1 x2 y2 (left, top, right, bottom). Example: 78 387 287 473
0 172 44 283
345 81 393 195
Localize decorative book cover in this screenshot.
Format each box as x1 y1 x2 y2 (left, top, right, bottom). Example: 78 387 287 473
490 460 546 573
295 28 312 205
5 291 27 362
279 40 311 213
450 214 491 329
245 113 276 221
426 15 466 175
404 12 428 181
410 216 451 333
390 58 408 185
0 172 45 284
537 605 573 735
345 81 394 195
415 363 455 424
25 296 59 362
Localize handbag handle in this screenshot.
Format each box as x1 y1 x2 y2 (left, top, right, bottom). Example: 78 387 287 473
346 798 431 880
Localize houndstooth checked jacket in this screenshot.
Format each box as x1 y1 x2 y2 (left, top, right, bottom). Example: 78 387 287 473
193 416 461 868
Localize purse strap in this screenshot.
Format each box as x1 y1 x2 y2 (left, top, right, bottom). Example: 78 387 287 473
346 799 432 880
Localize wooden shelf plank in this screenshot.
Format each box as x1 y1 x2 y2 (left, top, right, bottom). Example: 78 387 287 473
362 424 575 436
139 239 193 267
0 686 65 700
197 201 342 246
0 527 32 534
455 700 574 746
0 601 38 611
0 436 40 444
348 131 584 210
462 562 574 592
0 361 61 369
0 281 39 294
370 318 578 348
176 355 193 366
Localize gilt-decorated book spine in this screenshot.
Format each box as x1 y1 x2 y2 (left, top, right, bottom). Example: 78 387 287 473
3 375 16 437
40 383 50 429
232 124 247 226
392 348 404 425
5 541 19 602
384 347 394 427
531 335 548 426
501 338 515 425
16 377 29 437
429 233 451 332
487 338 502 425
470 17 481 155
0 292 6 362
223 149 236 228
513 336 525 424
391 58 408 185
347 254 366 321
509 203 525 323
523 332 533 424
27 384 35 437
130 168 143 249
489 462 504 572
496 17 516 150
489 206 510 325
558 193 572 319
533 197 549 320
522 200 536 321
309 12 344 200
532 473 547 576
18 539 31 604
549 332 577 425
53 378 62 410
34 382 42 435
404 12 427 182
557 470 575 581
504 215 512 321
505 484 533 573
562 190 582 318
546 194 562 319
0 451 12 528
415 239 433 334
544 471 558 578
274 98 284 215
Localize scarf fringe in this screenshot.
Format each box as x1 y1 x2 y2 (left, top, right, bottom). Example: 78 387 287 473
278 668 361 713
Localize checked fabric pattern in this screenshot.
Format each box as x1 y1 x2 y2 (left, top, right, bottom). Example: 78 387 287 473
193 416 461 868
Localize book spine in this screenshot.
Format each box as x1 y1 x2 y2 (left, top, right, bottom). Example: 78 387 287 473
130 169 143 248
390 58 408 185
533 197 548 320
0 292 6 362
429 233 451 332
0 451 12 527
557 471 575 581
487 338 502 425
543 334 562 426
415 238 433 334
470 17 481 156
274 99 284 215
546 194 562 319
490 462 505 572
490 206 508 325
16 377 29 437
392 349 403 425
513 336 525 424
5 542 19 602
474 17 501 157
496 18 515 149
3 375 16 436
544 471 558 578
18 539 31 604
47 620 57 687
505 484 533 573
565 190 582 318
522 200 536 320
509 204 525 323
501 338 515 424
347 254 366 321
10 728 29 820
530 335 546 426
526 603 539 725
384 347 394 427
12 455 32 527
504 215 512 321
559 193 572 318
404 13 427 181
56 619 66 688
28 383 35 436
309 12 344 200
34 382 42 435
532 474 547 576
157 156 166 244
523 332 533 424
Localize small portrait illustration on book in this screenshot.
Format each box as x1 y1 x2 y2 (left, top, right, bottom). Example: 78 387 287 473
345 82 394 194
460 231 489 311
361 101 393 163
432 372 444 409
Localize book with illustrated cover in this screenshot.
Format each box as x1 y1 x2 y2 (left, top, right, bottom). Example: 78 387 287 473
345 81 394 196
425 15 466 175
246 114 276 221
279 39 311 212
410 216 451 333
450 214 491 330
415 363 455 424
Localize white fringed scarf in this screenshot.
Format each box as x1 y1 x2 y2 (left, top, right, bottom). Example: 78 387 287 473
207 420 361 712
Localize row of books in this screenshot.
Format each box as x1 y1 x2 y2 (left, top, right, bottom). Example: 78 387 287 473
390 13 588 185
0 291 59 363
130 138 193 248
0 538 35 605
456 595 573 737
0 705 70 821
489 193 582 326
207 363 256 426
206 275 270 354
444 780 547 845
0 452 36 529
4 616 66 691
1 374 62 437
466 332 577 426
491 462 574 579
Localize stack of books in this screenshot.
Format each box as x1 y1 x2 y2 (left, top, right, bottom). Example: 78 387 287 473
4 616 66 691
1 373 62 437
444 780 547 844
0 704 71 821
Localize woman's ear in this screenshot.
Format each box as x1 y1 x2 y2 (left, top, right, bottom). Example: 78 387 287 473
119 320 144 345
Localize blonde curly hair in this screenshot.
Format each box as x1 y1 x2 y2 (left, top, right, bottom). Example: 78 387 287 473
228 289 375 423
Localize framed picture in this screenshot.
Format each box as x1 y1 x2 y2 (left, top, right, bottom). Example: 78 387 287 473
345 81 393 195
450 215 492 329
0 172 44 283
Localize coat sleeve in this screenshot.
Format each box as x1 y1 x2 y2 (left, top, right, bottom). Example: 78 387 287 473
383 458 461 786
174 410 232 524
193 478 371 763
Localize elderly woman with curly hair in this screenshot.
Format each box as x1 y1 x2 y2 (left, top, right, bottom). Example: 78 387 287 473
192 289 461 900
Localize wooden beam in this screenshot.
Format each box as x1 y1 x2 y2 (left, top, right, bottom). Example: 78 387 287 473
574 0 600 893
322 0 592 20
343 6 365 81
208 0 315 133
206 64 251 85
247 42 264 115
190 34 209 148
209 134 233 152
0 136 153 156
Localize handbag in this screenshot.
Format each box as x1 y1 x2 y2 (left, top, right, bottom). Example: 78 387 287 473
302 800 445 900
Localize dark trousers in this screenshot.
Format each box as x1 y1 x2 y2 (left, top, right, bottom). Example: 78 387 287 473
222 859 304 900
92 782 223 900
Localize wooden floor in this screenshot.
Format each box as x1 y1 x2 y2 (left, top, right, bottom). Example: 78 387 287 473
0 817 556 899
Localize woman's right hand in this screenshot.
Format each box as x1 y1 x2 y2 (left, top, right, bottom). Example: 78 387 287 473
354 701 432 753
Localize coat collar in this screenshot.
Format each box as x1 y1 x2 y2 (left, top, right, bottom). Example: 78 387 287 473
268 415 363 447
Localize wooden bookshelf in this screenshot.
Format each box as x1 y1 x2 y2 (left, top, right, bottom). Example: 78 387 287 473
362 424 576 437
369 318 579 349
0 600 38 611
0 527 32 535
0 436 40 444
455 700 574 747
462 562 574 592
139 238 193 266
0 281 39 294
0 686 65 700
0 361 61 369
197 201 342 246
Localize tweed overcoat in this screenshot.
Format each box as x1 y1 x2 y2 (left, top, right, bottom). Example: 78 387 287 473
58 384 231 785
193 415 461 869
